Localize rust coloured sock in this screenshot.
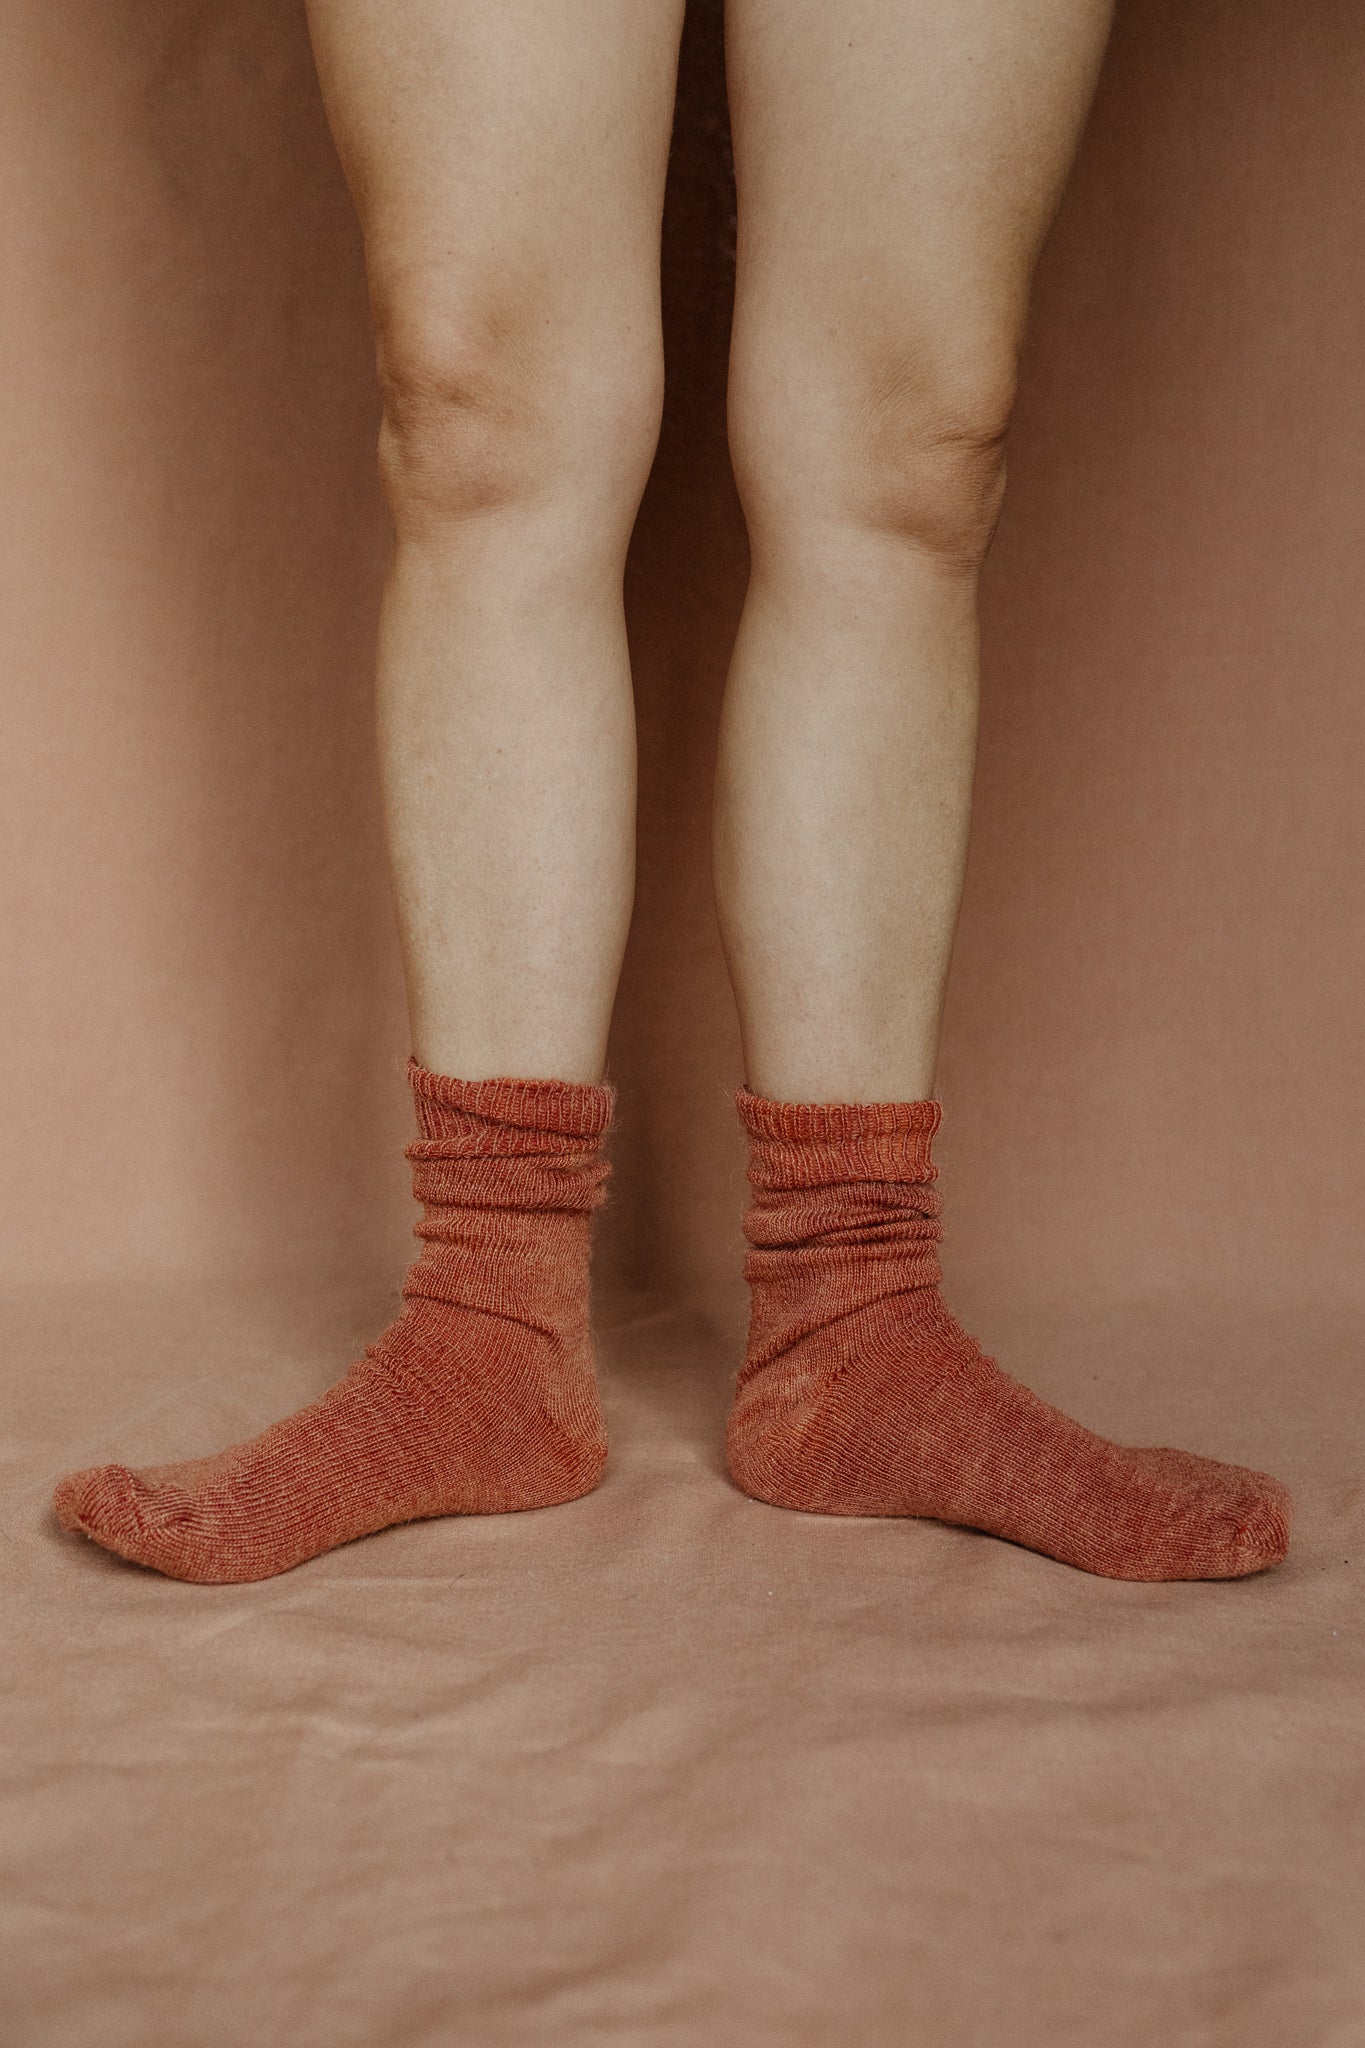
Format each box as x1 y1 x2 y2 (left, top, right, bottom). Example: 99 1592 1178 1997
54 1060 613 1583
726 1089 1292 1581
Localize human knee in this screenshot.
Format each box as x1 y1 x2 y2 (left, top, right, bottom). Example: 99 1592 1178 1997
373 283 664 541
729 335 1017 573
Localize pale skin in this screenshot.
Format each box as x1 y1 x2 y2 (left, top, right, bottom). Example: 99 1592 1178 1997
303 0 1116 1104
53 0 1297 1582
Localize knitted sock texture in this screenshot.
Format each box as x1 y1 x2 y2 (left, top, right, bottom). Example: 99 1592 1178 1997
726 1089 1291 1581
54 1060 614 1583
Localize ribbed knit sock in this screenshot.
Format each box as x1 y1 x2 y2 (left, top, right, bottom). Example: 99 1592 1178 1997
727 1090 1292 1581
54 1061 613 1583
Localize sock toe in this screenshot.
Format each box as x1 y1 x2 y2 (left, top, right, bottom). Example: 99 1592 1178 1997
1170 1468 1293 1580
54 1462 156 1559
1226 1476 1293 1576
52 1466 95 1534
1116 1447 1293 1579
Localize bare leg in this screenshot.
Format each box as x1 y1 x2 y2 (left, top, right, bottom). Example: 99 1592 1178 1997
52 1 686 1582
717 1 1292 1580
309 0 686 1083
715 0 1113 1102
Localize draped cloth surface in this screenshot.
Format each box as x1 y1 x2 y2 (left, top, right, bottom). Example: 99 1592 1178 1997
3 1283 1361 2045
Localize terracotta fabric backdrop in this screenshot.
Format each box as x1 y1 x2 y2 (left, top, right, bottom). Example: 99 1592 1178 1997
3 4 1362 2045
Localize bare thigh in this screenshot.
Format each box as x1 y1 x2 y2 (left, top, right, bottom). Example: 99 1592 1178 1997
724 0 1114 560
303 0 687 531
